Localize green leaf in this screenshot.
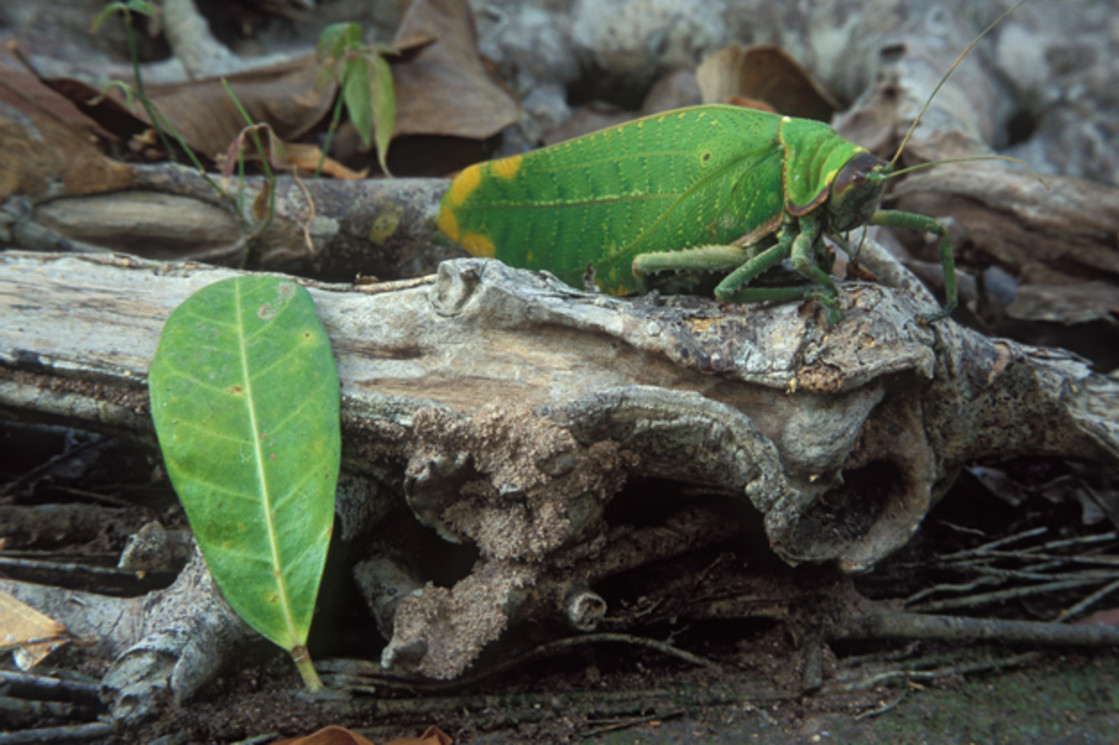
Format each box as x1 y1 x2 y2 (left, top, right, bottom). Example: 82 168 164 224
148 275 340 690
317 22 353 62
368 51 396 176
314 21 397 176
341 56 373 149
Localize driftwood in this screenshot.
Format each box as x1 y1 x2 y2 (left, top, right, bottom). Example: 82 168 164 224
5 249 1115 560
2 247 1118 720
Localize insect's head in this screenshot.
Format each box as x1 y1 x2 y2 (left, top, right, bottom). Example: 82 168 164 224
827 152 889 232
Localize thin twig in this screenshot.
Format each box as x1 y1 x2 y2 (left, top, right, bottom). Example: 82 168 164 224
0 722 115 745
321 631 723 694
906 577 1108 612
937 526 1048 560
581 711 682 738
853 689 908 720
823 651 1041 694
1056 578 1119 622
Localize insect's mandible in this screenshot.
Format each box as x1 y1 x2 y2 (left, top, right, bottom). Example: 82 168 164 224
436 3 1027 325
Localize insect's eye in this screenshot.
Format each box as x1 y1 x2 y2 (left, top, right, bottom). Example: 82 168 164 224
829 152 887 230
833 152 882 197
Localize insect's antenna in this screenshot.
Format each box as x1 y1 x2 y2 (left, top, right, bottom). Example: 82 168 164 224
888 0 1029 170
887 154 1048 188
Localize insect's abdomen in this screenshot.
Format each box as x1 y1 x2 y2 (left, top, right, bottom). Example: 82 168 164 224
439 106 787 294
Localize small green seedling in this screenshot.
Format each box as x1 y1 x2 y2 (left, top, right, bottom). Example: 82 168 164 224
438 3 1032 324
316 22 396 176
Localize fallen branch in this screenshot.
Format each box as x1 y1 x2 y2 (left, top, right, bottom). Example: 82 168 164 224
2 248 1118 718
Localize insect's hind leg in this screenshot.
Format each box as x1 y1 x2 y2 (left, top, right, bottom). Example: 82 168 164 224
869 209 957 323
712 239 792 300
632 244 755 294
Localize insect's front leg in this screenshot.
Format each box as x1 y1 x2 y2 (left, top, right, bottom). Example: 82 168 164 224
869 209 957 323
780 215 845 324
713 220 841 321
785 214 831 290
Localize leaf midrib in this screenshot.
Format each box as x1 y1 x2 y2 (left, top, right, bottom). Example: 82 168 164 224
235 279 298 647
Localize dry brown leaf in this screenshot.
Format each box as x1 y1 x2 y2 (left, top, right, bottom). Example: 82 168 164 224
10 43 333 163
145 54 336 161
14 3 516 174
390 0 520 139
696 44 839 121
283 143 369 179
0 107 139 200
0 47 117 140
0 589 70 670
6 42 152 142
218 122 367 180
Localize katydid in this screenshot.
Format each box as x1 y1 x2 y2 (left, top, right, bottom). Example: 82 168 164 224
437 4 1029 324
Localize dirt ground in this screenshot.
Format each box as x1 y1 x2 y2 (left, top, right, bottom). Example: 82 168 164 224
134 647 1119 744
4 440 1118 743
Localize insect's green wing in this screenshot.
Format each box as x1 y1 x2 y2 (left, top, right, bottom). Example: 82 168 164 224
778 116 870 215
439 105 788 295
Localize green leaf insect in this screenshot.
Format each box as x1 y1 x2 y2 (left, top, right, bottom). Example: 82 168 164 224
149 275 341 691
438 4 1029 325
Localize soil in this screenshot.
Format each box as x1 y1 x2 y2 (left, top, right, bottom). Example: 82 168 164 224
4 432 1118 743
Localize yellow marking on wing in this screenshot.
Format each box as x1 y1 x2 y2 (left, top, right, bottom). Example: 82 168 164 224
449 164 483 205
436 208 460 241
492 154 523 179
824 167 838 185
461 231 496 258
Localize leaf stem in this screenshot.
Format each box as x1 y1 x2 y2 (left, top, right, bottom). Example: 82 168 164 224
291 645 324 691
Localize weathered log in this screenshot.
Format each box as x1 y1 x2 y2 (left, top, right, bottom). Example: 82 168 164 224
2 248 1117 715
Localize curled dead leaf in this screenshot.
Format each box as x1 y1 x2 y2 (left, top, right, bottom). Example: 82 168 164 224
390 0 519 139
284 143 369 179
